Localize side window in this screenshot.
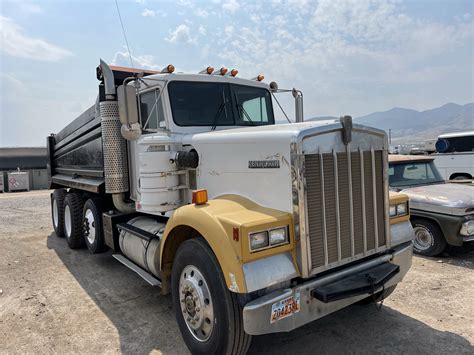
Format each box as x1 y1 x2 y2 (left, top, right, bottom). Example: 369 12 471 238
139 90 164 131
242 97 268 123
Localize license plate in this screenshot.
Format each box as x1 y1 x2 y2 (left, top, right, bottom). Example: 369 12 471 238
270 293 301 323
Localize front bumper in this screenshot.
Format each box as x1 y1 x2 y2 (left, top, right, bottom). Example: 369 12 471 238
242 241 412 335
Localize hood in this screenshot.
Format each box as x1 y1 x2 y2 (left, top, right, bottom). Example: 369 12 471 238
401 183 474 216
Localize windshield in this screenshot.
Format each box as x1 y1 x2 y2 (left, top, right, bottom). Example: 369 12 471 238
168 81 274 127
389 161 444 187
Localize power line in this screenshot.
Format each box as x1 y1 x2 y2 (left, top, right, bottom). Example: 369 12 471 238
114 0 134 69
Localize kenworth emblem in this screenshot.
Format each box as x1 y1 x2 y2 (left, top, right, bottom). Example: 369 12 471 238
248 160 280 169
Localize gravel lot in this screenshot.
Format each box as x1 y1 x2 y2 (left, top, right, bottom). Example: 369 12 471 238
1 190 473 354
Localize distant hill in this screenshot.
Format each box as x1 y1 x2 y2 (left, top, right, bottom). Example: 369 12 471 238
308 102 473 143
355 102 473 142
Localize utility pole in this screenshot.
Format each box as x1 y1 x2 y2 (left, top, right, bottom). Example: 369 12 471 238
388 129 392 145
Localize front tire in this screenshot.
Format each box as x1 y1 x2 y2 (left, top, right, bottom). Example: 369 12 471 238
64 193 85 249
171 239 251 355
83 199 106 254
412 219 446 256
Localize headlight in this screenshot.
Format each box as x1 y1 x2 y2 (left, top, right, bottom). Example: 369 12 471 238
389 205 397 217
397 202 407 215
269 227 289 246
460 220 474 236
249 231 269 250
390 202 408 218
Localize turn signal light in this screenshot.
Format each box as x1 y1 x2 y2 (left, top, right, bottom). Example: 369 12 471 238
161 64 175 73
230 69 238 77
192 189 208 205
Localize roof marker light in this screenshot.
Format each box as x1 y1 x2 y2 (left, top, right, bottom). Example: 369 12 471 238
161 64 175 73
230 69 238 77
252 74 264 81
200 66 214 74
214 67 228 76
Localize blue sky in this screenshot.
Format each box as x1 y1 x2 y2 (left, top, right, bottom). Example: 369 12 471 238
1 0 473 146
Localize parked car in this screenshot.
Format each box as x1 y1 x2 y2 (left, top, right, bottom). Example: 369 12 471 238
432 131 474 180
388 154 474 256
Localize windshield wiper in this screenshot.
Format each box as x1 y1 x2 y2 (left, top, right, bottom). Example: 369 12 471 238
234 92 255 126
210 90 228 131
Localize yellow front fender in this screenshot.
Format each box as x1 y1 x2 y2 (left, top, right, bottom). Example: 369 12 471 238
160 195 295 294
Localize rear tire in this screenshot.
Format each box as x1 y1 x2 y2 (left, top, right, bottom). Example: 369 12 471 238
412 219 446 256
51 189 67 238
64 193 85 249
171 239 251 355
83 199 106 254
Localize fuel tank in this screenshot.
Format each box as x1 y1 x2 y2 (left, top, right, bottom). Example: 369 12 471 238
119 217 166 277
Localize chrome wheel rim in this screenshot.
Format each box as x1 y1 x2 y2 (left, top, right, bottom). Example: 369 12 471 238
84 208 96 245
179 265 214 342
52 199 59 228
64 205 72 237
413 226 433 251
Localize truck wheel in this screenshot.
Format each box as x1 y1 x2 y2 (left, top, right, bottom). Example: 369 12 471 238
83 199 106 254
64 193 85 249
358 285 397 305
412 219 446 256
51 189 67 238
171 239 251 355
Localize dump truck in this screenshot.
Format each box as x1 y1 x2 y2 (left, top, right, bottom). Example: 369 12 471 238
47 60 414 354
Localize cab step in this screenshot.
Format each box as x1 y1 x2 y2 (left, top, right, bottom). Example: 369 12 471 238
112 254 162 287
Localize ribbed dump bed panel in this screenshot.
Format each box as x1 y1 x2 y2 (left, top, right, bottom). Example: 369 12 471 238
305 150 386 272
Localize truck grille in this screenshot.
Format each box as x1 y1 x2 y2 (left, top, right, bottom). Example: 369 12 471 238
305 150 387 272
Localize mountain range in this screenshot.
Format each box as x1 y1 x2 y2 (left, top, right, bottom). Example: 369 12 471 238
309 102 473 143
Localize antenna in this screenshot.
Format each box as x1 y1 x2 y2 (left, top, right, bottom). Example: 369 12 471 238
114 0 135 70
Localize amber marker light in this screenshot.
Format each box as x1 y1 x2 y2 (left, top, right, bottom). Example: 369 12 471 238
256 74 264 81
233 227 239 241
161 64 175 73
219 67 228 75
199 66 214 74
192 189 208 205
230 69 238 77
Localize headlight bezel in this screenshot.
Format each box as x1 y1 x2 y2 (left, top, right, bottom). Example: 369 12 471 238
389 202 409 218
249 226 290 252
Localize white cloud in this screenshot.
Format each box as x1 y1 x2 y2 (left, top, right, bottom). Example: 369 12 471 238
0 16 72 62
112 50 161 70
141 9 156 17
216 0 473 117
222 0 240 13
198 25 207 36
141 8 166 18
165 24 196 44
195 8 209 18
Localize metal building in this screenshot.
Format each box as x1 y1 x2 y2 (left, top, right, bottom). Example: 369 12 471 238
0 147 48 192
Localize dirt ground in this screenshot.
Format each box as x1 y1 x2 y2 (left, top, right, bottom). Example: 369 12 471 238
1 190 473 354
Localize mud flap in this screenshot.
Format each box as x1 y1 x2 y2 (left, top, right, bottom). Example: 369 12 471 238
311 263 400 303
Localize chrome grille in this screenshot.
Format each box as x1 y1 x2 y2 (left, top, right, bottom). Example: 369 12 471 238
305 150 387 272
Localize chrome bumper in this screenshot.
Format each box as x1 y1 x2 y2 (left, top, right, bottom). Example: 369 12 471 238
242 241 413 335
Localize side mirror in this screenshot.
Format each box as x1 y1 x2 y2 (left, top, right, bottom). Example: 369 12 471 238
117 84 142 140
